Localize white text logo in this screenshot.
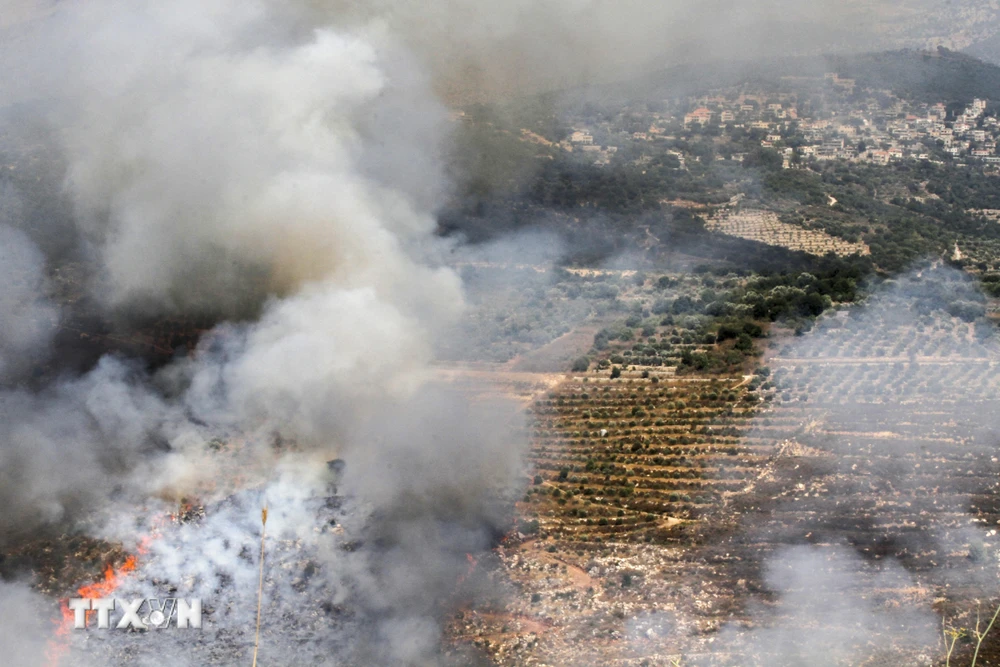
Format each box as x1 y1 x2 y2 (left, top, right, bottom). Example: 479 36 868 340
68 598 202 629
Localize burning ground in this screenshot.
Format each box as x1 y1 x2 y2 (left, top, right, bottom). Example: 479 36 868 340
4 1 1000 667
0 1 533 664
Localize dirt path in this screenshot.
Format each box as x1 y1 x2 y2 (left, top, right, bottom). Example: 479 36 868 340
507 324 604 373
432 363 566 405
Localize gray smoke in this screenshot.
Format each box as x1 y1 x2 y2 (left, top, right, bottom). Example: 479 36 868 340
705 546 938 666
0 2 512 663
0 220 60 380
0 358 175 541
702 265 1000 664
0 581 50 666
0 1 996 665
291 0 885 101
2 0 459 317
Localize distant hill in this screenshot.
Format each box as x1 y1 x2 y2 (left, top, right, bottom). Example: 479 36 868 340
965 32 1000 67
559 48 1000 109
828 48 1000 104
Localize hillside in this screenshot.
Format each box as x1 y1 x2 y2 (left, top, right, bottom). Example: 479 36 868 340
561 48 1000 110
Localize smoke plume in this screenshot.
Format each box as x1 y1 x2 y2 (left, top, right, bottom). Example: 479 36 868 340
0 0 995 665
0 1 520 663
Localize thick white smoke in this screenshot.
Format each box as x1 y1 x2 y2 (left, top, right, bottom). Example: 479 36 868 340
12 0 459 317
0 1 510 663
0 0 995 665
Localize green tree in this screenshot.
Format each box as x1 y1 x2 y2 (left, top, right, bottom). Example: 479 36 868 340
743 147 783 171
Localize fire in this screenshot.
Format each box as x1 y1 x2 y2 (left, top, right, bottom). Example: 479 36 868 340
81 555 138 600
44 520 166 667
43 554 138 667
456 552 479 587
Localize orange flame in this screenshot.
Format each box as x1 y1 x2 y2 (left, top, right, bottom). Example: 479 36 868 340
44 519 166 667
456 552 479 587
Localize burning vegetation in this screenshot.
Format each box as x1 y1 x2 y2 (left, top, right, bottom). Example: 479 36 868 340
7 1 1000 666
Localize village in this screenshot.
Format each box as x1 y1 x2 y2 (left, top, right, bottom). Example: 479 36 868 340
554 70 1000 171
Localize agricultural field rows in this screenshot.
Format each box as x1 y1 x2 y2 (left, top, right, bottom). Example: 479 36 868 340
523 370 774 542
706 209 870 257
467 266 1000 665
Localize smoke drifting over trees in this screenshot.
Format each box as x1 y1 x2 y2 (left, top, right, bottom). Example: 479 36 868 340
0 0 998 665
699 266 1000 665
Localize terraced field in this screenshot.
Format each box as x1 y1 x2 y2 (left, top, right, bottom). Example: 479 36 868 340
706 209 870 257
460 267 1000 666
524 369 771 541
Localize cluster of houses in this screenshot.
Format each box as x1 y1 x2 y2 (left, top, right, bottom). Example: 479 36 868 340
683 99 801 127
677 80 998 167
518 70 1000 171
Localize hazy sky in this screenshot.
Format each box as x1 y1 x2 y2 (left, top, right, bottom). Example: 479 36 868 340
4 0 1000 104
